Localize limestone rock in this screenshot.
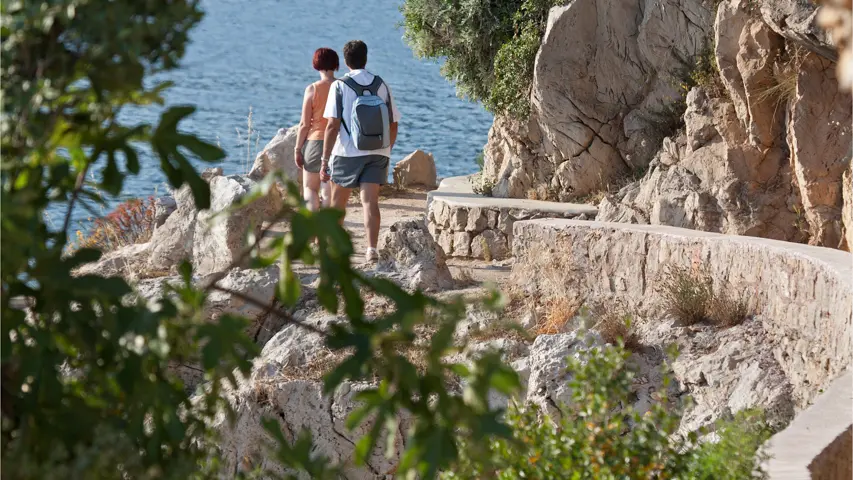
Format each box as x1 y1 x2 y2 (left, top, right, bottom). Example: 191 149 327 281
153 196 177 228
202 266 285 345
214 379 403 478
377 219 454 291
131 266 287 390
596 1 805 242
74 242 152 278
148 182 205 271
788 53 853 247
192 174 283 277
525 331 603 417
213 314 402 478
470 230 509 261
248 127 302 186
483 0 714 199
757 0 836 59
393 150 437 189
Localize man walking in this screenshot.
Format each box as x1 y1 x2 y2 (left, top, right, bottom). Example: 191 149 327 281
320 40 400 263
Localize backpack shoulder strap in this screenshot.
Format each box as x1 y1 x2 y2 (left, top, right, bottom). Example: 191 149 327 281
371 76 393 116
335 81 349 135
342 76 368 96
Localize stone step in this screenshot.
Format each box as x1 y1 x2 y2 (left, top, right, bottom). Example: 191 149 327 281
426 175 598 260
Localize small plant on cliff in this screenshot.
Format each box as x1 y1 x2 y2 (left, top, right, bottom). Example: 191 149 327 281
590 300 641 351
470 173 495 197
659 266 753 328
72 197 157 253
445 346 772 479
660 266 715 325
708 289 753 327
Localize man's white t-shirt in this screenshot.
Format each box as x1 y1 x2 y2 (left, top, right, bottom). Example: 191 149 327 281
323 69 401 159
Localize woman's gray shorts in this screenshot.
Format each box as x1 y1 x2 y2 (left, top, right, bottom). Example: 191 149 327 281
330 155 389 188
301 140 324 174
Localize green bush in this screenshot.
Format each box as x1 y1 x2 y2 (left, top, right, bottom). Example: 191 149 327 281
445 346 772 479
402 0 564 117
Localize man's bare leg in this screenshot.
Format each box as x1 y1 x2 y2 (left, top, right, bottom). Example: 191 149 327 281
360 183 381 258
331 183 351 226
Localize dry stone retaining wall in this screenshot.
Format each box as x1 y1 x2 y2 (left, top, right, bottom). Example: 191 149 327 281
512 219 852 408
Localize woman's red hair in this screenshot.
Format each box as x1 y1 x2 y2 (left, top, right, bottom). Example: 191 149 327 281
313 48 339 71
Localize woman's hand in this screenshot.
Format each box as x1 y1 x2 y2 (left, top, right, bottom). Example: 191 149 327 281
294 149 304 169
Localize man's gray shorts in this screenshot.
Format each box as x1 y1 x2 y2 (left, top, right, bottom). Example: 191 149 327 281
330 154 389 188
301 140 324 174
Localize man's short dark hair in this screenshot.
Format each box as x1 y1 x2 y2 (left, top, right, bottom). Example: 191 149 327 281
343 40 368 69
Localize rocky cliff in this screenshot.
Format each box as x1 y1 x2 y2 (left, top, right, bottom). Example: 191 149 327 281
482 0 852 248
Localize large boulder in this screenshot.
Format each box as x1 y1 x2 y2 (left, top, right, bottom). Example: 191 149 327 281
192 174 283 276
153 196 177 228
525 331 604 417
212 314 405 478
148 182 202 271
248 127 302 186
483 0 714 200
376 219 454 292
757 0 836 60
788 53 853 247
392 150 438 189
136 266 286 390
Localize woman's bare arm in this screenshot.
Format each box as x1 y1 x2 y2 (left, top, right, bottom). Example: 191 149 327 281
294 84 314 167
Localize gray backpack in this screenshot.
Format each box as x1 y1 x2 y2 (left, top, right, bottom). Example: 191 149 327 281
337 75 392 151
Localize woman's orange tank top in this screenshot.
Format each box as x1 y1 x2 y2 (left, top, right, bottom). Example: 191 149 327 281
307 81 332 141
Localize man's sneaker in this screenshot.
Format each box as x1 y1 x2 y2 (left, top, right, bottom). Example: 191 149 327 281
365 247 379 263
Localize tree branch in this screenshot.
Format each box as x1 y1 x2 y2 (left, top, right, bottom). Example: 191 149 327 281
209 284 327 336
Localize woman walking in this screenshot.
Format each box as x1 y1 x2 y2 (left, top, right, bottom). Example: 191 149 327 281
294 47 339 210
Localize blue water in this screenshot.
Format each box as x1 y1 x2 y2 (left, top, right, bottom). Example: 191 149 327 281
55 0 492 229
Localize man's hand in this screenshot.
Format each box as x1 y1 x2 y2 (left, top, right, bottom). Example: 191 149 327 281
320 160 330 182
294 149 304 169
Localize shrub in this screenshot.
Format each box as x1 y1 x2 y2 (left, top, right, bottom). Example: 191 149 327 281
589 301 640 351
659 266 753 328
470 173 495 197
402 0 565 117
708 289 752 327
445 346 772 479
74 197 157 253
659 266 715 325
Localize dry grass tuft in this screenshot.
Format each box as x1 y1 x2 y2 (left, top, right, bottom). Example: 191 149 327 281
659 266 714 326
589 301 641 351
708 290 752 328
658 266 753 328
534 297 579 336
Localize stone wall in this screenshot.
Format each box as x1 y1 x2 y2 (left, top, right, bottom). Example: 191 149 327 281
426 177 596 260
511 219 852 408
